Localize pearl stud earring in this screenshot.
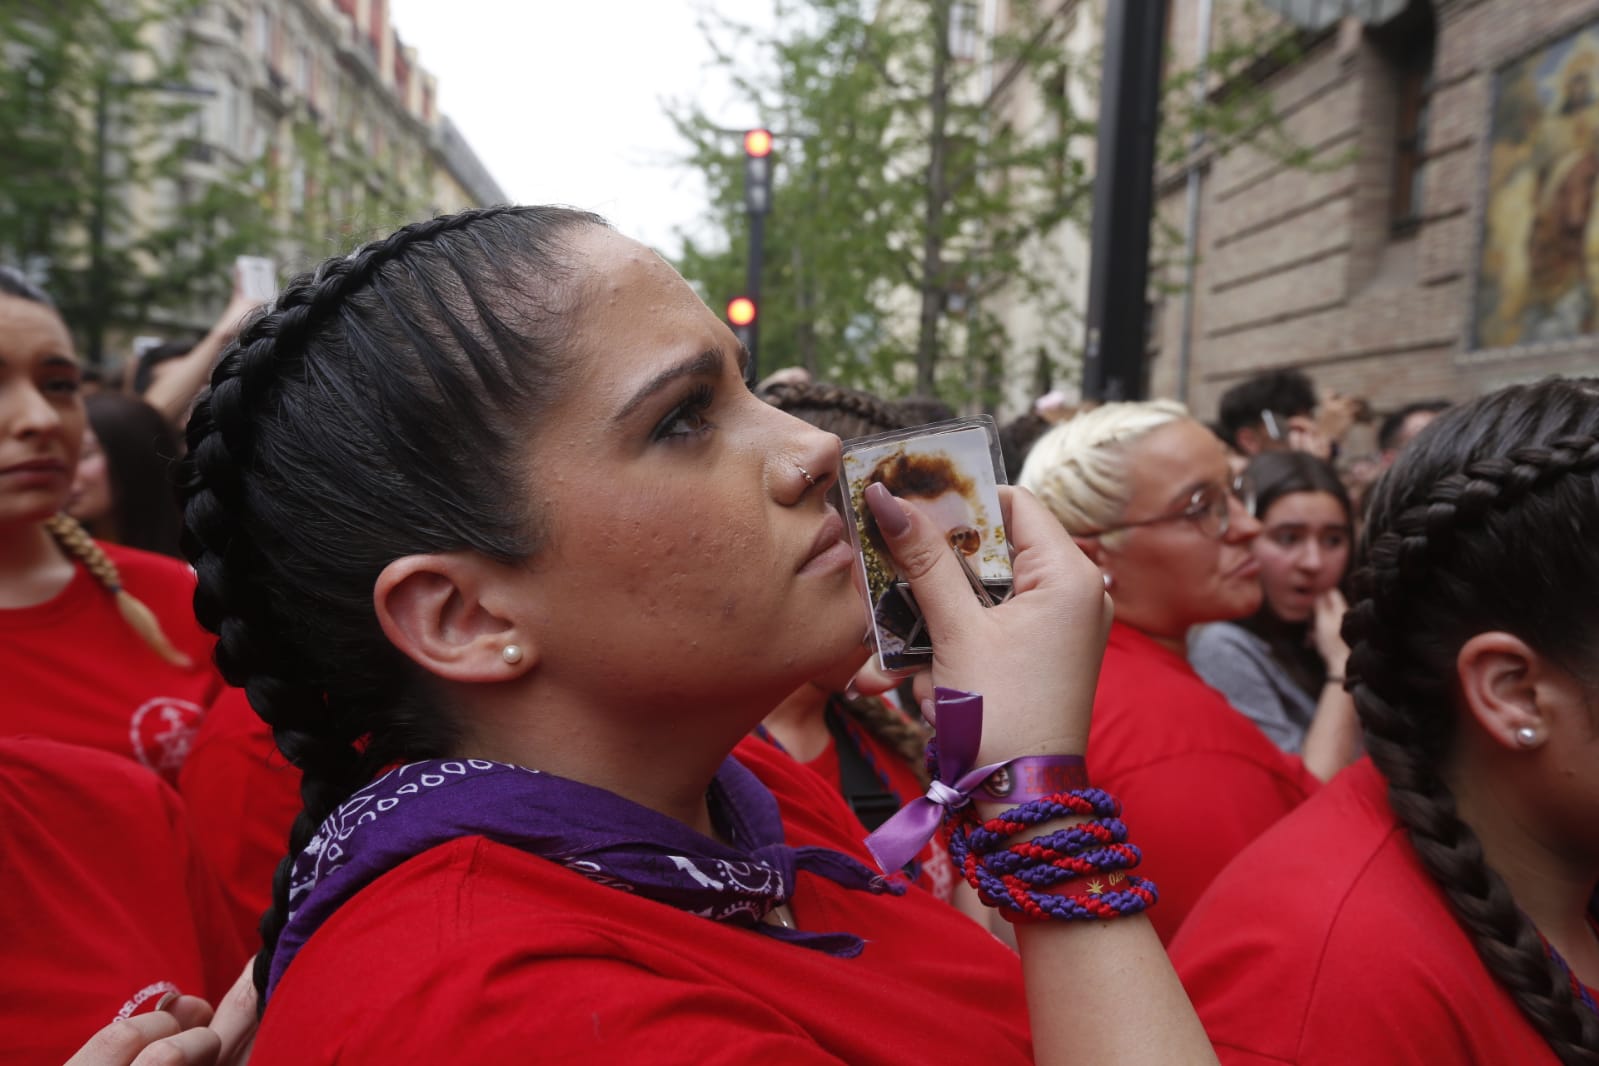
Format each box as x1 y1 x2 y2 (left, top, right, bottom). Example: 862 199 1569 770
1514 725 1538 747
501 644 524 665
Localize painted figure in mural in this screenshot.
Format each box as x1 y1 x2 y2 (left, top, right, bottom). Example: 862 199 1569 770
1478 30 1599 347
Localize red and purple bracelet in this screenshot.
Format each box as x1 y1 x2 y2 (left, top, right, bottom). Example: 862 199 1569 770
944 789 1158 924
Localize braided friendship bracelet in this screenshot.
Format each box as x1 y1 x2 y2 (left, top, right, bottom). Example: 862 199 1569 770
944 790 1158 924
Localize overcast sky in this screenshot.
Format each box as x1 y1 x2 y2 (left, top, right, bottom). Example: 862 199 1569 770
388 0 769 257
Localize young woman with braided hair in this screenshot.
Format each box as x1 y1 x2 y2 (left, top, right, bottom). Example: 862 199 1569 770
1171 377 1599 1065
181 205 1215 1064
0 268 221 780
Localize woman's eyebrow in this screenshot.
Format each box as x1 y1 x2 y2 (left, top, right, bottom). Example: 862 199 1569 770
613 347 723 423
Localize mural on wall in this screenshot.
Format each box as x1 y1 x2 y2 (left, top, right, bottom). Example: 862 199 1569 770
1476 22 1599 349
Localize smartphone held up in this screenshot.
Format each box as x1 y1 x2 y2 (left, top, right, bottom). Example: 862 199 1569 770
838 416 1015 672
235 255 278 303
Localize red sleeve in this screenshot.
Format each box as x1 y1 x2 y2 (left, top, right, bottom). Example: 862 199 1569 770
179 687 303 951
159 762 253 1000
1108 751 1313 944
0 738 246 1062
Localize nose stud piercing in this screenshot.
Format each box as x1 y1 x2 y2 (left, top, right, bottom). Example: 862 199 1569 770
1514 726 1538 747
501 644 524 665
797 465 818 488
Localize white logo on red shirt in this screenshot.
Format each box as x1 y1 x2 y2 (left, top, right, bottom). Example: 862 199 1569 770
115 979 181 1020
129 698 204 778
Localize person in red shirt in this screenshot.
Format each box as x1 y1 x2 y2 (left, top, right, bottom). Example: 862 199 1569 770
0 269 221 782
1171 378 1599 1064
0 736 246 1064
177 206 1213 1063
1019 402 1323 943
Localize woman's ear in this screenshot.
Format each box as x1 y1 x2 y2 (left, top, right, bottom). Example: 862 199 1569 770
1456 631 1546 750
374 553 535 683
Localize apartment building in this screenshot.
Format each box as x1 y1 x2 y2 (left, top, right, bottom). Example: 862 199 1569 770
183 0 505 270
1151 0 1599 427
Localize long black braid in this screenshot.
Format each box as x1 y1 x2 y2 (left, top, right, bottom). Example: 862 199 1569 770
1342 377 1599 1065
179 205 607 1004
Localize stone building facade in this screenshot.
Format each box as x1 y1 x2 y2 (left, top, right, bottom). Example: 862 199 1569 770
182 0 504 272
1150 0 1599 432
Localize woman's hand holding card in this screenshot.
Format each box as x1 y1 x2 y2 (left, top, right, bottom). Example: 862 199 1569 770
863 483 1109 765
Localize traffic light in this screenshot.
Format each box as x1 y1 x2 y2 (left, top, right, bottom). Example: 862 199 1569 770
743 128 773 215
727 295 757 383
727 296 757 328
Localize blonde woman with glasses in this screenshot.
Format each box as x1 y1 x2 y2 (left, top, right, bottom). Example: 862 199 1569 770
1020 402 1321 944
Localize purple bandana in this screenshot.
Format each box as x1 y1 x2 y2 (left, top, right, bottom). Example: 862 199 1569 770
266 754 903 1000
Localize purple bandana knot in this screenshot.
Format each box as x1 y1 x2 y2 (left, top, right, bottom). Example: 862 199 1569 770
266 754 902 1001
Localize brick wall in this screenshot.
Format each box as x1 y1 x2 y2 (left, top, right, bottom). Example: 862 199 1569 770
1151 0 1599 432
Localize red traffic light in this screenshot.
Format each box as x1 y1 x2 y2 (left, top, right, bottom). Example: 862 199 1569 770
727 296 757 327
743 128 773 158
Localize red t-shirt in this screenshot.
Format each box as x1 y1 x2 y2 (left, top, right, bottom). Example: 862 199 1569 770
0 737 246 1065
1090 622 1318 943
250 737 1031 1065
1171 758 1587 1065
179 685 304 951
0 541 221 781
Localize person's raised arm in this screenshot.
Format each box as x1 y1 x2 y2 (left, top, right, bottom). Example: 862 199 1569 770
1300 588 1362 782
864 483 1217 1066
141 285 264 429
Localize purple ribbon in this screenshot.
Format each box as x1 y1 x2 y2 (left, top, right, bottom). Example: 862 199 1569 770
864 688 1091 874
865 688 1011 873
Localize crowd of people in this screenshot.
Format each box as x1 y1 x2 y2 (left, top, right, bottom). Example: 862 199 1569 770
1 206 1595 1066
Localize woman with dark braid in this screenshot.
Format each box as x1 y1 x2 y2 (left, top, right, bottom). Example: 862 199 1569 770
1171 377 1599 1065
181 206 1215 1064
0 268 221 781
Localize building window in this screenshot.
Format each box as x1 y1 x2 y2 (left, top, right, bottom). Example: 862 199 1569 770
949 0 978 61
253 7 271 57
1374 1 1436 234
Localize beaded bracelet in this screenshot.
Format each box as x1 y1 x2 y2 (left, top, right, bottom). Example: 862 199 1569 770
944 790 1158 924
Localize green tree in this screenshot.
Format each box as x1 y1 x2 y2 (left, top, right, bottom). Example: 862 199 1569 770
0 0 277 365
671 0 1314 407
671 0 1097 403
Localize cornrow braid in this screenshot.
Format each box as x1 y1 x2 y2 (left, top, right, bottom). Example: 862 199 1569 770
759 380 912 441
43 513 192 668
836 693 930 784
1344 380 1599 1066
179 205 606 1005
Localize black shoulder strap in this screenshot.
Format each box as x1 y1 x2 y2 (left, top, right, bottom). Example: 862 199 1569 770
824 701 901 832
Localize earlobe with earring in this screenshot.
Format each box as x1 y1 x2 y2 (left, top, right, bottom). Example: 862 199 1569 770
1514 725 1539 748
501 644 524 666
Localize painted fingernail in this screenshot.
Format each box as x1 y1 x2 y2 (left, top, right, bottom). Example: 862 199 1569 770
844 678 861 699
155 991 179 1014
865 482 910 537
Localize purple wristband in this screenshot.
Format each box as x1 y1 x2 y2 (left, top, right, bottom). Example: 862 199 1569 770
973 755 1089 804
864 687 1092 874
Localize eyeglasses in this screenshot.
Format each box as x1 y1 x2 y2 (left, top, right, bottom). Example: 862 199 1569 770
1084 475 1255 541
